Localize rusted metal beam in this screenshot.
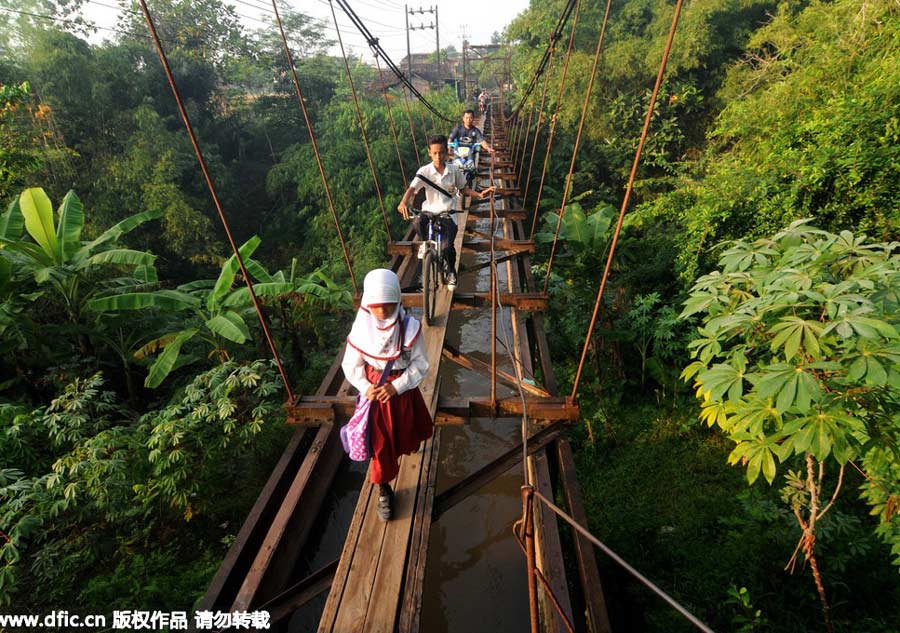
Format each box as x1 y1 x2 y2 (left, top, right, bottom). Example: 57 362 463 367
431 422 567 521
436 396 580 421
401 291 548 311
387 238 534 256
441 344 551 398
459 253 519 276
287 395 578 426
266 559 339 623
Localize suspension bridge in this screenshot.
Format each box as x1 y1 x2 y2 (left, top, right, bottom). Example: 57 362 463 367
130 0 715 630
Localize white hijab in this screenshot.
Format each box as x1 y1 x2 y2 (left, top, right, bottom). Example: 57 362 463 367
346 269 421 361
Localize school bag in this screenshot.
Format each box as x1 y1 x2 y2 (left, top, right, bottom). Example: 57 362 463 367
340 316 411 461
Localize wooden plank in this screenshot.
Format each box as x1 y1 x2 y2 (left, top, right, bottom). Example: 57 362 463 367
465 208 526 220
362 439 429 631
232 423 337 610
398 429 442 633
557 439 612 633
319 207 469 632
515 221 560 397
400 291 548 311
327 483 388 632
198 427 308 611
529 451 574 633
504 217 537 391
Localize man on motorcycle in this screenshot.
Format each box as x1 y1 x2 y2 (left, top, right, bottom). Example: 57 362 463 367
448 109 494 155
448 109 493 188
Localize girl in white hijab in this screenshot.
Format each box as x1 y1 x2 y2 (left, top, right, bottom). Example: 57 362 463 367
342 269 432 521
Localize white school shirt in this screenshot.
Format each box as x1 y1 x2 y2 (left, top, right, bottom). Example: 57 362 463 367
341 333 429 396
409 162 468 213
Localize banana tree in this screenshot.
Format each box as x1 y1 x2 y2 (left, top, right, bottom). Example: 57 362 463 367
0 188 160 323
535 200 616 255
88 236 349 388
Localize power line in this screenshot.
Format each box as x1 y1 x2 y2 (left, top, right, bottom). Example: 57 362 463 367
333 0 452 122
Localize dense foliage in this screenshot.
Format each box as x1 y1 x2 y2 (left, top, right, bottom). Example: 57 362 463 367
1 0 898 628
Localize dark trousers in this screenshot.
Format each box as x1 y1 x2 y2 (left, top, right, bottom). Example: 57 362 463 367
416 214 458 271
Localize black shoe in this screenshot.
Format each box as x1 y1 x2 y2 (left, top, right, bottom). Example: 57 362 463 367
446 271 457 290
377 490 394 521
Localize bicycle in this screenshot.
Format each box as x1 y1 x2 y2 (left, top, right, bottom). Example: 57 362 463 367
408 208 460 326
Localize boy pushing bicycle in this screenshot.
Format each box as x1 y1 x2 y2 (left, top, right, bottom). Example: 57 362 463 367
397 134 494 290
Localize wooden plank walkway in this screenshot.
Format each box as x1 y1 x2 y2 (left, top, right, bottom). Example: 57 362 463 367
201 111 611 633
316 201 470 632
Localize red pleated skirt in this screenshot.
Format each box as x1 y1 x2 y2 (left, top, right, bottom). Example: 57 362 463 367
365 364 434 484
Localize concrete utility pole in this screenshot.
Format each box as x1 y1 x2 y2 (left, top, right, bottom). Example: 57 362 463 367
405 4 411 79
462 39 468 101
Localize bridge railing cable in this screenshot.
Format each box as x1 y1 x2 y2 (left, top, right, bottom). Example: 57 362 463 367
334 0 453 123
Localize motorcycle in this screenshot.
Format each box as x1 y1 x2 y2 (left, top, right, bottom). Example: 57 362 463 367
448 136 481 188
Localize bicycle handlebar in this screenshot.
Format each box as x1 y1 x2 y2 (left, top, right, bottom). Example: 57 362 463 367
407 208 462 217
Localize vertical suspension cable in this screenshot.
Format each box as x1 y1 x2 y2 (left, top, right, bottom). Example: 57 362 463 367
543 0 614 293
571 0 685 399
516 101 536 182
522 38 559 207
530 0 581 240
374 53 408 186
136 0 294 401
270 0 358 295
401 86 423 161
328 0 392 242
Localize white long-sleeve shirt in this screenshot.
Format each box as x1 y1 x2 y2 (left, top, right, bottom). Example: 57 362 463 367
341 333 429 396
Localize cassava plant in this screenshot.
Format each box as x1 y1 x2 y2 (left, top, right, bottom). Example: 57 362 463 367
681 219 900 632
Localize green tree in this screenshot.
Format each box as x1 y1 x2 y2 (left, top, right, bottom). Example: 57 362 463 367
681 220 900 631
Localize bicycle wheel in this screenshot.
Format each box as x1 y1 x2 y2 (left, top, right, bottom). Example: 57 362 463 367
422 250 438 326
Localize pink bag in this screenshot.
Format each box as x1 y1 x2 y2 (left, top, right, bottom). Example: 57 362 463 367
340 359 395 462
340 394 373 461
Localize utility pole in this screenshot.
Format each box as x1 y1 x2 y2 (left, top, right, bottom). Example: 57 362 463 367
405 4 411 79
462 39 468 101
406 5 438 75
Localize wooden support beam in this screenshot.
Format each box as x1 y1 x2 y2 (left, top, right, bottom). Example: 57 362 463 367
431 422 566 521
529 450 574 632
198 428 309 612
387 238 534 256
442 344 550 398
231 424 342 610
